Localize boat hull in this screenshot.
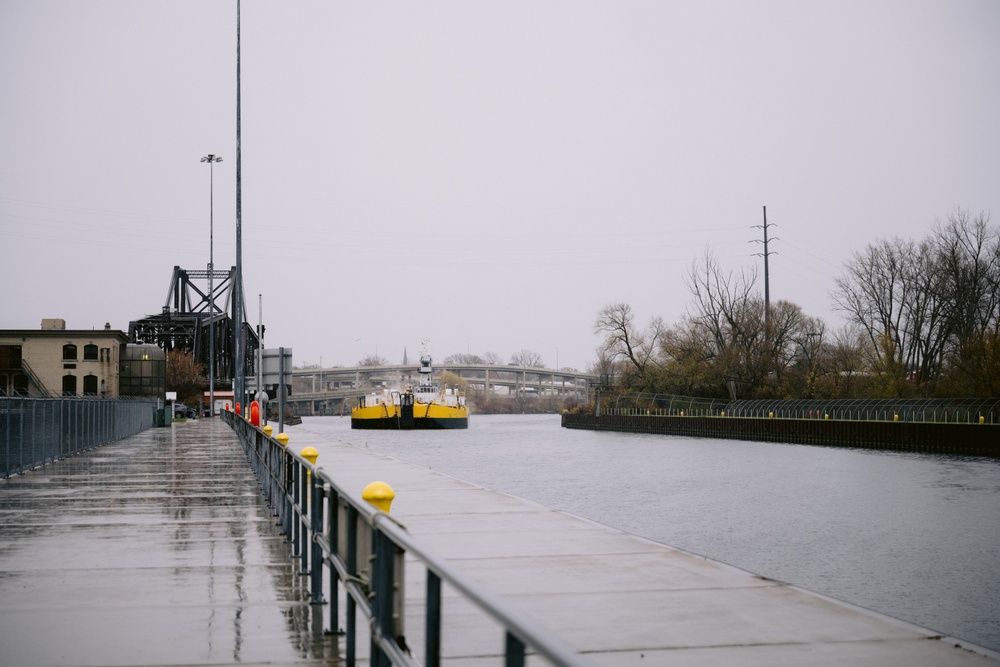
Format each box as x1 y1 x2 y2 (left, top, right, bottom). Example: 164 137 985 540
351 402 469 430
351 415 468 430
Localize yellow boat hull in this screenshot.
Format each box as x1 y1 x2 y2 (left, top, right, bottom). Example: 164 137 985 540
351 401 468 429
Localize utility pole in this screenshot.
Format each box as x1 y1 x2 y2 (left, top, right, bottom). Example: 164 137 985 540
752 205 777 334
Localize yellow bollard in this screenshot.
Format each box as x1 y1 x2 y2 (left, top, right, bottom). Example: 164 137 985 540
824 413 829 420
720 411 725 417
980 416 985 424
894 414 899 422
769 412 774 419
362 481 395 514
263 425 273 437
300 447 319 466
276 433 289 447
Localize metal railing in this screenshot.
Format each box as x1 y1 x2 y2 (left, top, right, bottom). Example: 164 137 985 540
224 411 594 667
597 392 1000 424
1 397 156 477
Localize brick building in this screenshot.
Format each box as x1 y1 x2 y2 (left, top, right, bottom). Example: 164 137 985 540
0 318 139 397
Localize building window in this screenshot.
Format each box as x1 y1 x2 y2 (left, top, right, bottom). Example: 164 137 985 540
0 345 22 370
62 375 77 396
84 344 98 361
63 344 78 361
83 375 98 395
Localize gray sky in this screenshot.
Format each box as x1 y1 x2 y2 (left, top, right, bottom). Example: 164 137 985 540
2 1 998 371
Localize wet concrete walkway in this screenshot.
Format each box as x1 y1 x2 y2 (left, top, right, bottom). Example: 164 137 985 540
0 419 335 667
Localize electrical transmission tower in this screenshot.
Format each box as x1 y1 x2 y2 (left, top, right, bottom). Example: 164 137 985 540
752 205 778 333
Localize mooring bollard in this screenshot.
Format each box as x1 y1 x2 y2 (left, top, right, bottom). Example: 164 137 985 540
263 424 273 437
300 446 319 466
362 481 395 514
276 433 289 446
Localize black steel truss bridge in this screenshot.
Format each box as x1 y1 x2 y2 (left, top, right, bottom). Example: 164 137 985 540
128 265 258 385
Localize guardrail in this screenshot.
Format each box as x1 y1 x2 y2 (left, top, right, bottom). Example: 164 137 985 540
1 396 156 477
596 392 1000 424
564 412 1000 457
223 410 593 667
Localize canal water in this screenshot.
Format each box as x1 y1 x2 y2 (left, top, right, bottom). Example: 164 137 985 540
297 413 1000 652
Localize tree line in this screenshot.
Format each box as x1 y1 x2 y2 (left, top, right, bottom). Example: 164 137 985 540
594 209 999 399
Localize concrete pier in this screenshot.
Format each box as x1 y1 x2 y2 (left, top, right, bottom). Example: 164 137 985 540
0 418 995 666
285 420 998 666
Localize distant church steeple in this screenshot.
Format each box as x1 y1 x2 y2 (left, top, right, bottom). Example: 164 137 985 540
402 347 408 365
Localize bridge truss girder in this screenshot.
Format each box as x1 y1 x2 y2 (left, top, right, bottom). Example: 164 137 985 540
127 265 258 384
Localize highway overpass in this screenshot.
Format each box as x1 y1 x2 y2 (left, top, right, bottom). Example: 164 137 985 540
288 363 597 415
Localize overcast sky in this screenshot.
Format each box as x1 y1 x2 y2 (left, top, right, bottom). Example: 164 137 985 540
2 1 998 371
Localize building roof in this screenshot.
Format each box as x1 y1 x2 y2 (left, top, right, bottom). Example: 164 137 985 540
0 329 130 343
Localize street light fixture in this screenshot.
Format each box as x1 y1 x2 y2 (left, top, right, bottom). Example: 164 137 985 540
201 154 223 416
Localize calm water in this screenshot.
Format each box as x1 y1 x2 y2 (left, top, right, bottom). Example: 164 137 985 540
296 413 1000 652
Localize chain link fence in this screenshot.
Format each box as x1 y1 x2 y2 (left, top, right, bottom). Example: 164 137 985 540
596 392 1000 424
1 397 156 477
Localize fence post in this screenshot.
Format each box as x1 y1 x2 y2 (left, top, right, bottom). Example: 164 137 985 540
310 474 325 604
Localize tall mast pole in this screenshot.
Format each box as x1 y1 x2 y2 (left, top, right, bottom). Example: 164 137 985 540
234 0 245 407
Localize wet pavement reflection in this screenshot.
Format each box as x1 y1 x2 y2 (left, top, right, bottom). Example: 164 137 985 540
0 418 342 666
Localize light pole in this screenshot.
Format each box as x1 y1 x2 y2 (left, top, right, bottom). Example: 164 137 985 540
201 154 223 416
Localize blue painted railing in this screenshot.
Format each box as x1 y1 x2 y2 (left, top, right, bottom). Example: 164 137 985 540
224 410 593 667
1 397 155 477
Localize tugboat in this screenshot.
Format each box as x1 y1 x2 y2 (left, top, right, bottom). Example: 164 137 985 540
351 350 469 429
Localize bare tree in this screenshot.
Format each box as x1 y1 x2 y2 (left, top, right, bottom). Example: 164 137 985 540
357 353 388 367
445 353 484 364
682 253 771 394
933 209 1000 393
832 220 996 394
593 302 665 388
833 237 912 392
483 351 504 365
510 349 545 368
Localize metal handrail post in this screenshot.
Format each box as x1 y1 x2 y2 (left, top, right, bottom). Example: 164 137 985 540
271 443 280 523
299 463 310 575
506 632 527 667
310 476 324 600
327 486 340 633
283 455 293 540
371 526 391 667
292 461 301 556
426 571 442 667
346 503 358 667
